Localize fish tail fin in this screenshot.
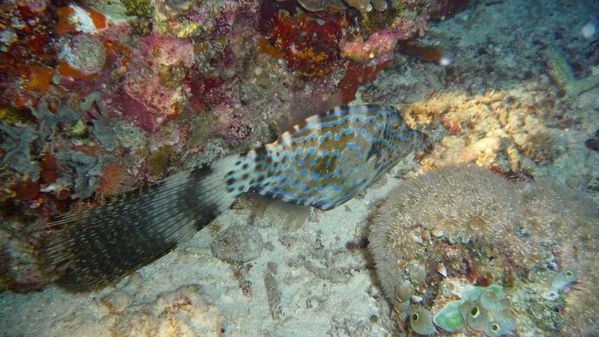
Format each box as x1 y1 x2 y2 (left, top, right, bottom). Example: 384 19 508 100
45 155 242 291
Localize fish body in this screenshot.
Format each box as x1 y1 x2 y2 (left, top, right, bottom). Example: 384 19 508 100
227 105 426 209
46 105 426 290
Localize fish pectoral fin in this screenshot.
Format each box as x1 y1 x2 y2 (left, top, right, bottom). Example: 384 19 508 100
261 199 312 233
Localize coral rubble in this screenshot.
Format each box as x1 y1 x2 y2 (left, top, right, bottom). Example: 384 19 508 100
369 166 599 336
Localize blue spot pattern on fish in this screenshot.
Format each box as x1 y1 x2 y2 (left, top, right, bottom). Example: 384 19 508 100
46 104 426 290
224 105 426 210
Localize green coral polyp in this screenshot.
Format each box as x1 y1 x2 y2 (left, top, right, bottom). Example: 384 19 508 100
486 322 506 337
489 323 500 333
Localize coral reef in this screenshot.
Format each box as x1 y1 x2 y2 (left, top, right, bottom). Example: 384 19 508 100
339 2 430 62
340 30 406 62
0 0 444 199
361 85 597 190
369 166 599 336
0 1 449 285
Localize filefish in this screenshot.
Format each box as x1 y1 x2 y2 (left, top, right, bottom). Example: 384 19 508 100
46 105 427 290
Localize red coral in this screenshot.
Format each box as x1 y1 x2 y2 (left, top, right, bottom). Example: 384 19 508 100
396 41 444 63
88 8 107 30
260 6 346 77
337 56 394 104
188 77 226 113
57 61 98 81
97 163 126 199
40 152 58 184
340 30 405 62
119 92 158 132
55 6 76 35
23 65 53 91
11 178 40 201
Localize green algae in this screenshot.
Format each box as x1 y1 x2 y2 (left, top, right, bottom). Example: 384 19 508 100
68 120 87 137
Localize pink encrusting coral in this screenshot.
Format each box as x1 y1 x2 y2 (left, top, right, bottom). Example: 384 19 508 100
340 29 409 62
122 33 195 132
209 97 251 140
340 15 428 62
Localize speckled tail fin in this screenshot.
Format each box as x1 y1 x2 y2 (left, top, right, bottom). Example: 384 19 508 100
45 155 242 291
